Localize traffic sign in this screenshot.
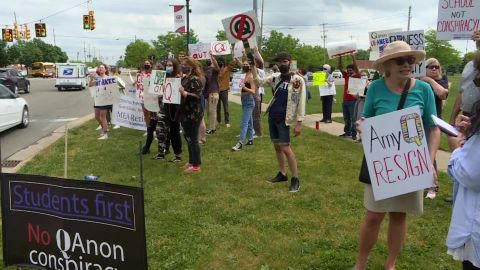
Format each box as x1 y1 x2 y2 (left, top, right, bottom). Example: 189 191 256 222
222 10 260 44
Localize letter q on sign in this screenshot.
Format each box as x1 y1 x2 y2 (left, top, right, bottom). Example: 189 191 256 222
400 113 424 146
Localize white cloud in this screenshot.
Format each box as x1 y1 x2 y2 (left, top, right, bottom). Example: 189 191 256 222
1 0 476 65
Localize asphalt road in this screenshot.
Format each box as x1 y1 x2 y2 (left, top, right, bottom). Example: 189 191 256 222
1 78 93 161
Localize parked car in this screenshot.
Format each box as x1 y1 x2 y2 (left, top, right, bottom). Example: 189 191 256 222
332 70 343 79
0 84 29 132
0 68 31 94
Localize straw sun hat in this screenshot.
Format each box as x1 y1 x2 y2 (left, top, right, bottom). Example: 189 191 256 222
373 41 426 72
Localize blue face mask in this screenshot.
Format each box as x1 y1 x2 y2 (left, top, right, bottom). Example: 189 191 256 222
166 66 174 74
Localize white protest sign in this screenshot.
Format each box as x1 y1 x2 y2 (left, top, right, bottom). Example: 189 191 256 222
319 85 336 96
91 76 120 106
141 76 160 112
233 41 244 58
387 30 426 77
361 106 434 201
222 10 261 44
188 43 211 60
162 78 182 104
436 0 480 40
369 28 402 60
326 41 357 59
211 41 232 56
124 85 138 99
147 70 167 95
348 77 367 96
112 95 147 131
231 73 246 94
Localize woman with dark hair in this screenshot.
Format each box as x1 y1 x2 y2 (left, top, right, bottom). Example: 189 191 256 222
178 57 204 173
89 64 111 140
446 54 480 270
142 62 164 155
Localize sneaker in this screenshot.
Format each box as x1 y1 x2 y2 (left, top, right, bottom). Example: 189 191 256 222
184 165 201 173
339 133 349 137
182 162 192 169
246 140 253 146
231 142 243 151
143 132 148 137
113 125 121 129
266 172 288 184
206 129 216 134
325 120 332 124
320 119 326 122
199 139 206 145
96 125 102 131
152 154 165 160
425 189 437 199
352 135 357 141
170 156 182 163
444 196 453 203
141 146 150 155
226 123 231 128
289 177 300 193
97 134 108 140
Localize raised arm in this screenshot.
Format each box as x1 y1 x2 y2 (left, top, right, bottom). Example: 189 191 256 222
209 51 220 71
351 54 360 74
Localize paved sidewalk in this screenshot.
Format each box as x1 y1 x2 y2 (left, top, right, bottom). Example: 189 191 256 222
229 93 451 172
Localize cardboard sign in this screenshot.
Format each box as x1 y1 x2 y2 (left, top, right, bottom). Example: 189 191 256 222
188 43 211 60
232 38 257 59
211 41 232 56
91 76 120 106
348 77 368 96
174 5 186 33
361 106 435 201
147 70 167 96
326 41 357 59
231 73 246 93
222 10 261 44
386 30 426 77
1 173 147 269
312 72 327 86
162 78 182 104
369 28 402 60
437 0 480 40
113 94 147 131
319 84 336 96
141 76 160 112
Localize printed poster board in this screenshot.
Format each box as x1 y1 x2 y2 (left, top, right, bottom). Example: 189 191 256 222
369 28 402 60
188 43 211 60
90 76 120 106
387 30 426 77
162 78 182 105
436 0 480 40
113 94 147 131
360 106 435 201
211 41 232 56
222 10 261 44
231 73 246 94
347 77 368 96
147 70 167 96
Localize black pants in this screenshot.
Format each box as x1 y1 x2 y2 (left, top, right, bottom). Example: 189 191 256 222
321 95 334 121
253 94 263 136
165 103 182 156
463 261 480 270
216 90 230 124
182 119 201 166
144 117 158 152
155 103 169 156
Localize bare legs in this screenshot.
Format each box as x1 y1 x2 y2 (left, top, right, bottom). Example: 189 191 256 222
273 143 298 178
354 211 407 270
95 108 108 135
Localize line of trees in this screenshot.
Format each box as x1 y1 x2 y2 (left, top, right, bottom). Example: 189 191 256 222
0 38 68 68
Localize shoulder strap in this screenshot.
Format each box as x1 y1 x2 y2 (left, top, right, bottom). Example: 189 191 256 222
397 78 411 110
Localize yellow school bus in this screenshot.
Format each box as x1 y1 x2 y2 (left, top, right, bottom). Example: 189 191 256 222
31 62 56 77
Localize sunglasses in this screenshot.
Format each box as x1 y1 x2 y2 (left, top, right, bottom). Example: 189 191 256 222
427 65 440 70
392 56 416 66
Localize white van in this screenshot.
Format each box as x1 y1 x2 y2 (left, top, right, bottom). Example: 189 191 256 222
55 63 87 91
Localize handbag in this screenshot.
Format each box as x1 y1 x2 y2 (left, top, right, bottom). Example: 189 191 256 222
358 78 411 184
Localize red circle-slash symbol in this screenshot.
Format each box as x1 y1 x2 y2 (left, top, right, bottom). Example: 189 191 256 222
229 14 255 41
214 43 227 53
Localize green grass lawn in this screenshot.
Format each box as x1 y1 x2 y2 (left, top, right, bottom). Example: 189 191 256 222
9 103 460 269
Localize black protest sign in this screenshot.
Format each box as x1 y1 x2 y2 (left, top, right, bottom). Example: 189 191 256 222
1 173 147 270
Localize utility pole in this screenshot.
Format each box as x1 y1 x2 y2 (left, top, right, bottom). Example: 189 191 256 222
321 23 328 64
186 0 191 52
407 5 412 31
53 27 57 46
260 0 265 51
83 41 86 63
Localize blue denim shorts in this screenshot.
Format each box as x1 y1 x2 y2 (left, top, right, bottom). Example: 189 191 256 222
268 118 290 145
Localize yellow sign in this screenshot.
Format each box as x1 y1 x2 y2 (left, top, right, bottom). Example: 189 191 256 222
313 72 327 86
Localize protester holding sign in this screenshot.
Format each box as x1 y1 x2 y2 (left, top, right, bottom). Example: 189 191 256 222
338 54 361 140
137 61 154 135
352 41 440 270
352 71 370 140
252 52 306 193
89 64 116 140
159 58 183 162
320 64 335 123
446 103 480 270
204 51 221 134
178 57 204 173
231 59 256 151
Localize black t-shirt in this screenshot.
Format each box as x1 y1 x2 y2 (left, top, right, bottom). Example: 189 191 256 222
433 75 448 118
269 75 291 121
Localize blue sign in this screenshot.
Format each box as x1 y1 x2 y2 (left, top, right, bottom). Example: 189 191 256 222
63 68 74 76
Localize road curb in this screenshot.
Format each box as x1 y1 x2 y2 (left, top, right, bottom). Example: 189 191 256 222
2 113 95 174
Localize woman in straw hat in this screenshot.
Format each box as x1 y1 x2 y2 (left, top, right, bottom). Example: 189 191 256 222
352 41 441 270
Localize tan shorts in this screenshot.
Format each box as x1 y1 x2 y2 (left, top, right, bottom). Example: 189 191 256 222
363 184 423 214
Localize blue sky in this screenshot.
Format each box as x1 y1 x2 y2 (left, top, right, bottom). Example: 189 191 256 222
1 0 477 65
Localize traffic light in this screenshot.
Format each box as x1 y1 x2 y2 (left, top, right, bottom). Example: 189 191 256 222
2 29 13 42
25 24 31 39
89 10 95 31
35 23 47 37
13 22 18 40
83 15 90 30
